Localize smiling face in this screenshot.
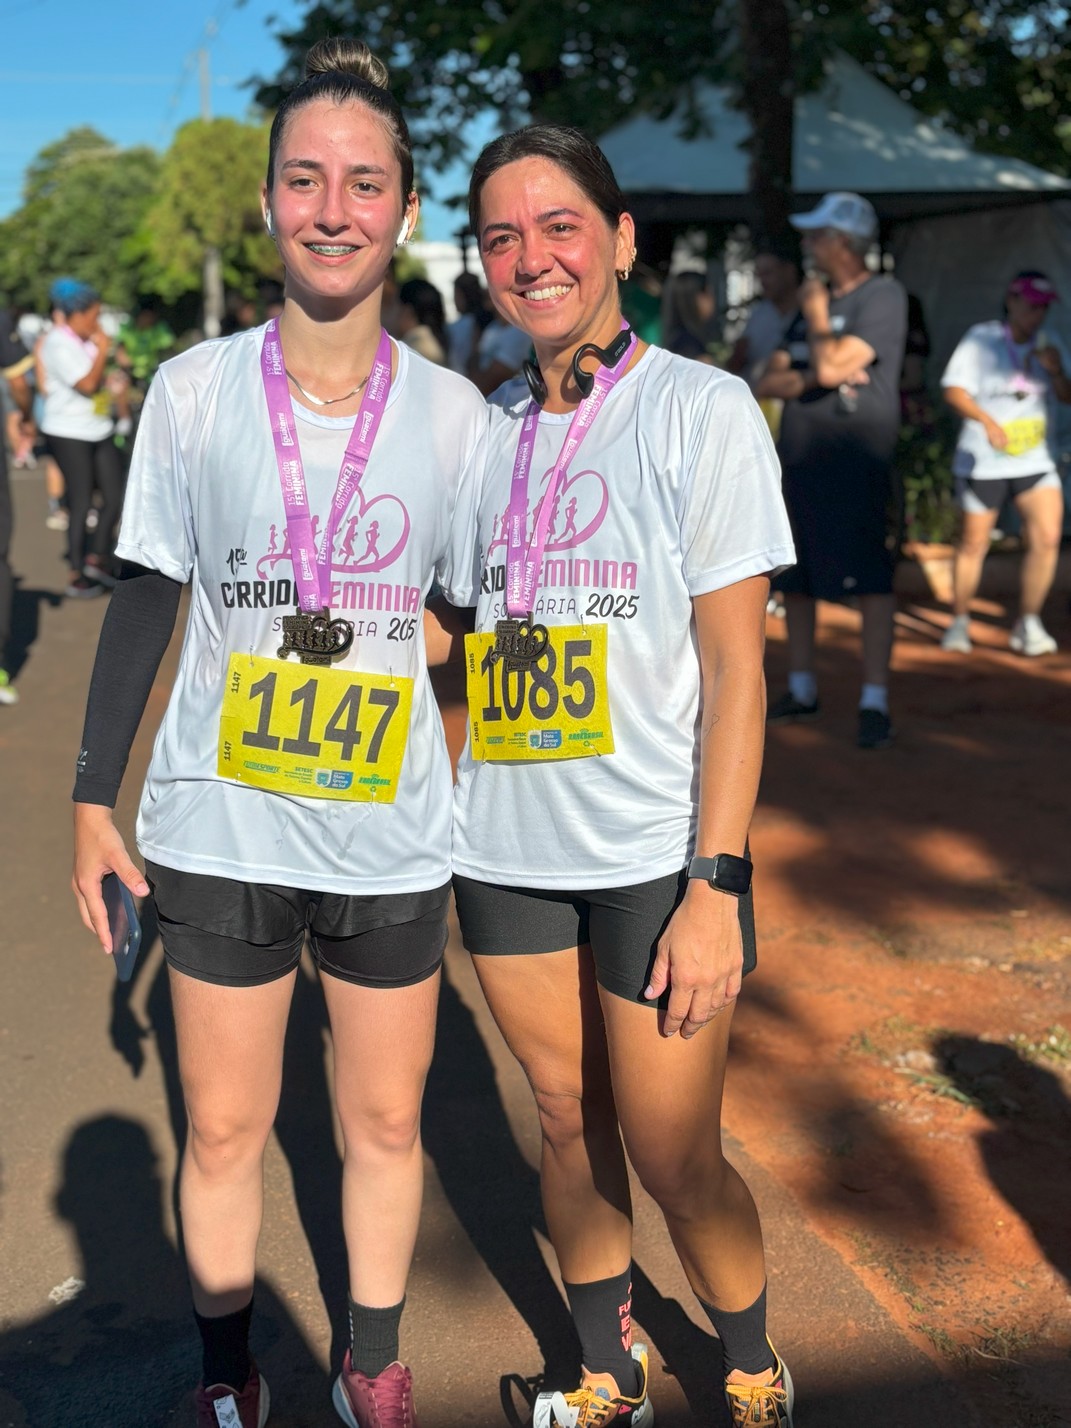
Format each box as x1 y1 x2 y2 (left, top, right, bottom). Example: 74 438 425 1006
264 97 416 311
476 156 634 363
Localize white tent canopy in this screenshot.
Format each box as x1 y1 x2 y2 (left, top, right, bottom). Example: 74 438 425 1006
600 53 1071 222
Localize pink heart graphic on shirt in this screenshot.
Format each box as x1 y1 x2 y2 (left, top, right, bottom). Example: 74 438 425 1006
333 488 411 574
257 489 411 579
488 466 609 557
543 467 609 552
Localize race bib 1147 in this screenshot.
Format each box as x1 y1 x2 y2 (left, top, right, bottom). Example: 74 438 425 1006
218 653 412 801
464 624 614 762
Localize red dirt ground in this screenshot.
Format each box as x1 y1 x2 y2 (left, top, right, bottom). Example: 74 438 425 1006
437 563 1071 1426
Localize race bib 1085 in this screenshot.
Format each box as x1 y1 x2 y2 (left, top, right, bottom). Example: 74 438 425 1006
218 653 412 801
464 624 614 762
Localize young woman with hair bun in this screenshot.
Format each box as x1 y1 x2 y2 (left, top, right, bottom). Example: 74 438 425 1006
72 37 486 1428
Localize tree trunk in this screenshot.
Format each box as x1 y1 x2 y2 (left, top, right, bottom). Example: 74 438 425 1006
738 0 795 242
203 246 224 340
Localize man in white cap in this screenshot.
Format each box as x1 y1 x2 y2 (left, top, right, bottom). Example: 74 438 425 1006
767 192 907 749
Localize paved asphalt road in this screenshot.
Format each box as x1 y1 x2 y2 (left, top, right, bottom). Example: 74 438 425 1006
0 472 977 1426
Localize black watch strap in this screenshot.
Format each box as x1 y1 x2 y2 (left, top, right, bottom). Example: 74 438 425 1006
687 852 752 896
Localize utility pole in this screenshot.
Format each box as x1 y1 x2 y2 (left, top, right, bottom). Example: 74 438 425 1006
199 42 224 340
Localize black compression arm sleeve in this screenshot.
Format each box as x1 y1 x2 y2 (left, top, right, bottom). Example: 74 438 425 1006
73 564 183 807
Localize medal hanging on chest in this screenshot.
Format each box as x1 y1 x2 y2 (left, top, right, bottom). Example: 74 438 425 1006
1004 325 1036 403
260 320 393 664
278 607 356 665
496 323 636 670
490 612 549 671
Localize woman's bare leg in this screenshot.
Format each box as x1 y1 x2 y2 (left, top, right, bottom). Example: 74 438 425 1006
169 967 296 1315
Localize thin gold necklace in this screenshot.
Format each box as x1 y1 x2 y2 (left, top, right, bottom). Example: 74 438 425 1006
285 368 369 407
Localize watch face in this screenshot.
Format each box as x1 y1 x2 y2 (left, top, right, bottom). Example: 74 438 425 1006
714 855 752 895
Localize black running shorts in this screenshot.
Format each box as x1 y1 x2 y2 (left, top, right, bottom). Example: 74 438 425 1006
453 868 757 1006
146 861 449 989
955 470 1058 514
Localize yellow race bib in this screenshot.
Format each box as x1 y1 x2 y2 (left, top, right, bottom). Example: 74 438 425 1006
1002 416 1046 457
218 653 412 801
464 624 614 762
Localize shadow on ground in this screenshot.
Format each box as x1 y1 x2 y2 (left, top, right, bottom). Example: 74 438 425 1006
7 582 63 677
0 1115 331 1428
761 592 1071 939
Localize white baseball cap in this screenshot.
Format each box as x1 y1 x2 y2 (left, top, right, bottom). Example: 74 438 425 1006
790 192 878 241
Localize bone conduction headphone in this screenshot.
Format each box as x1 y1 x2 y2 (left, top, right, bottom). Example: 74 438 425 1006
522 325 635 407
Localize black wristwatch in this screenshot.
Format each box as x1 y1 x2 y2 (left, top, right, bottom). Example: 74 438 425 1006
687 853 752 897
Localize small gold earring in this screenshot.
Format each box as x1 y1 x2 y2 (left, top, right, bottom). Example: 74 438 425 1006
616 246 638 282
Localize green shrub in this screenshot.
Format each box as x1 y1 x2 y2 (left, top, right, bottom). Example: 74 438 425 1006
897 410 958 546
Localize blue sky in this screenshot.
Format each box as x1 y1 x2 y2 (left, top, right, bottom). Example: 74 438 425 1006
0 0 479 239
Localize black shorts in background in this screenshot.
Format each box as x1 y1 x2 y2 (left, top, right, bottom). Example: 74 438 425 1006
776 446 896 601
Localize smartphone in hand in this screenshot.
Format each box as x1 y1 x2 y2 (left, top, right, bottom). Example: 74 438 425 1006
101 873 142 982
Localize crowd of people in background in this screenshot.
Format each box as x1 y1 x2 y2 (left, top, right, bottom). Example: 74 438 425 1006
1 199 1068 720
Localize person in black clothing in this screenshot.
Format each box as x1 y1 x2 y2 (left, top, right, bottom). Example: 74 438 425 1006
0 308 35 703
763 192 907 749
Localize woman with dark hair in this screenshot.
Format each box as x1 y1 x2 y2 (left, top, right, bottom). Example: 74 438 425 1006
435 124 796 1427
39 278 125 596
397 277 447 365
941 270 1070 656
71 36 486 1428
661 267 718 362
447 271 494 374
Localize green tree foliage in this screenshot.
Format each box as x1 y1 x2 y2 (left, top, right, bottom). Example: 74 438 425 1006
138 117 281 303
824 1 1071 178
256 0 1071 202
255 2 737 177
0 128 160 311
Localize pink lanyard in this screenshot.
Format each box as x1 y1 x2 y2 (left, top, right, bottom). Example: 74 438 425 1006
505 326 636 616
1002 324 1039 395
260 320 392 613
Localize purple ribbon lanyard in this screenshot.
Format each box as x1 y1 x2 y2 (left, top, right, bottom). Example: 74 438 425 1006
505 325 636 616
260 319 393 613
1002 323 1036 394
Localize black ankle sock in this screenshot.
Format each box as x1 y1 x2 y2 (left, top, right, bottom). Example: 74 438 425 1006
563 1267 640 1396
699 1283 776 1376
349 1295 405 1378
195 1297 253 1390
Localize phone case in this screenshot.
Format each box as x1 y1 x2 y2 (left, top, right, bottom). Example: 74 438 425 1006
101 874 143 983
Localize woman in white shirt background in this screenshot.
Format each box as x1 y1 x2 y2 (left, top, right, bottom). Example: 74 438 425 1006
39 279 124 598
941 270 1071 657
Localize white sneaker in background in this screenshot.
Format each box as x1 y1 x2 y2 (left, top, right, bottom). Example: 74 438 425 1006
940 616 972 654
1009 616 1058 657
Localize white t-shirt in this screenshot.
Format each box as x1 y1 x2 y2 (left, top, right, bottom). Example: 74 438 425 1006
116 325 486 895
451 345 795 889
941 320 1070 480
475 319 531 376
40 327 113 441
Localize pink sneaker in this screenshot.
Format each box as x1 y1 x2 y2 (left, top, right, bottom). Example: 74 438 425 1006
194 1364 270 1427
332 1353 419 1428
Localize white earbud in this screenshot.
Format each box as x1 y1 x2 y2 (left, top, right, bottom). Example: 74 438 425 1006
264 208 276 239
396 222 410 247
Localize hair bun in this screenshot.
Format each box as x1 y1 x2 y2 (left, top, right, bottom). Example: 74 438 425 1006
303 36 390 89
